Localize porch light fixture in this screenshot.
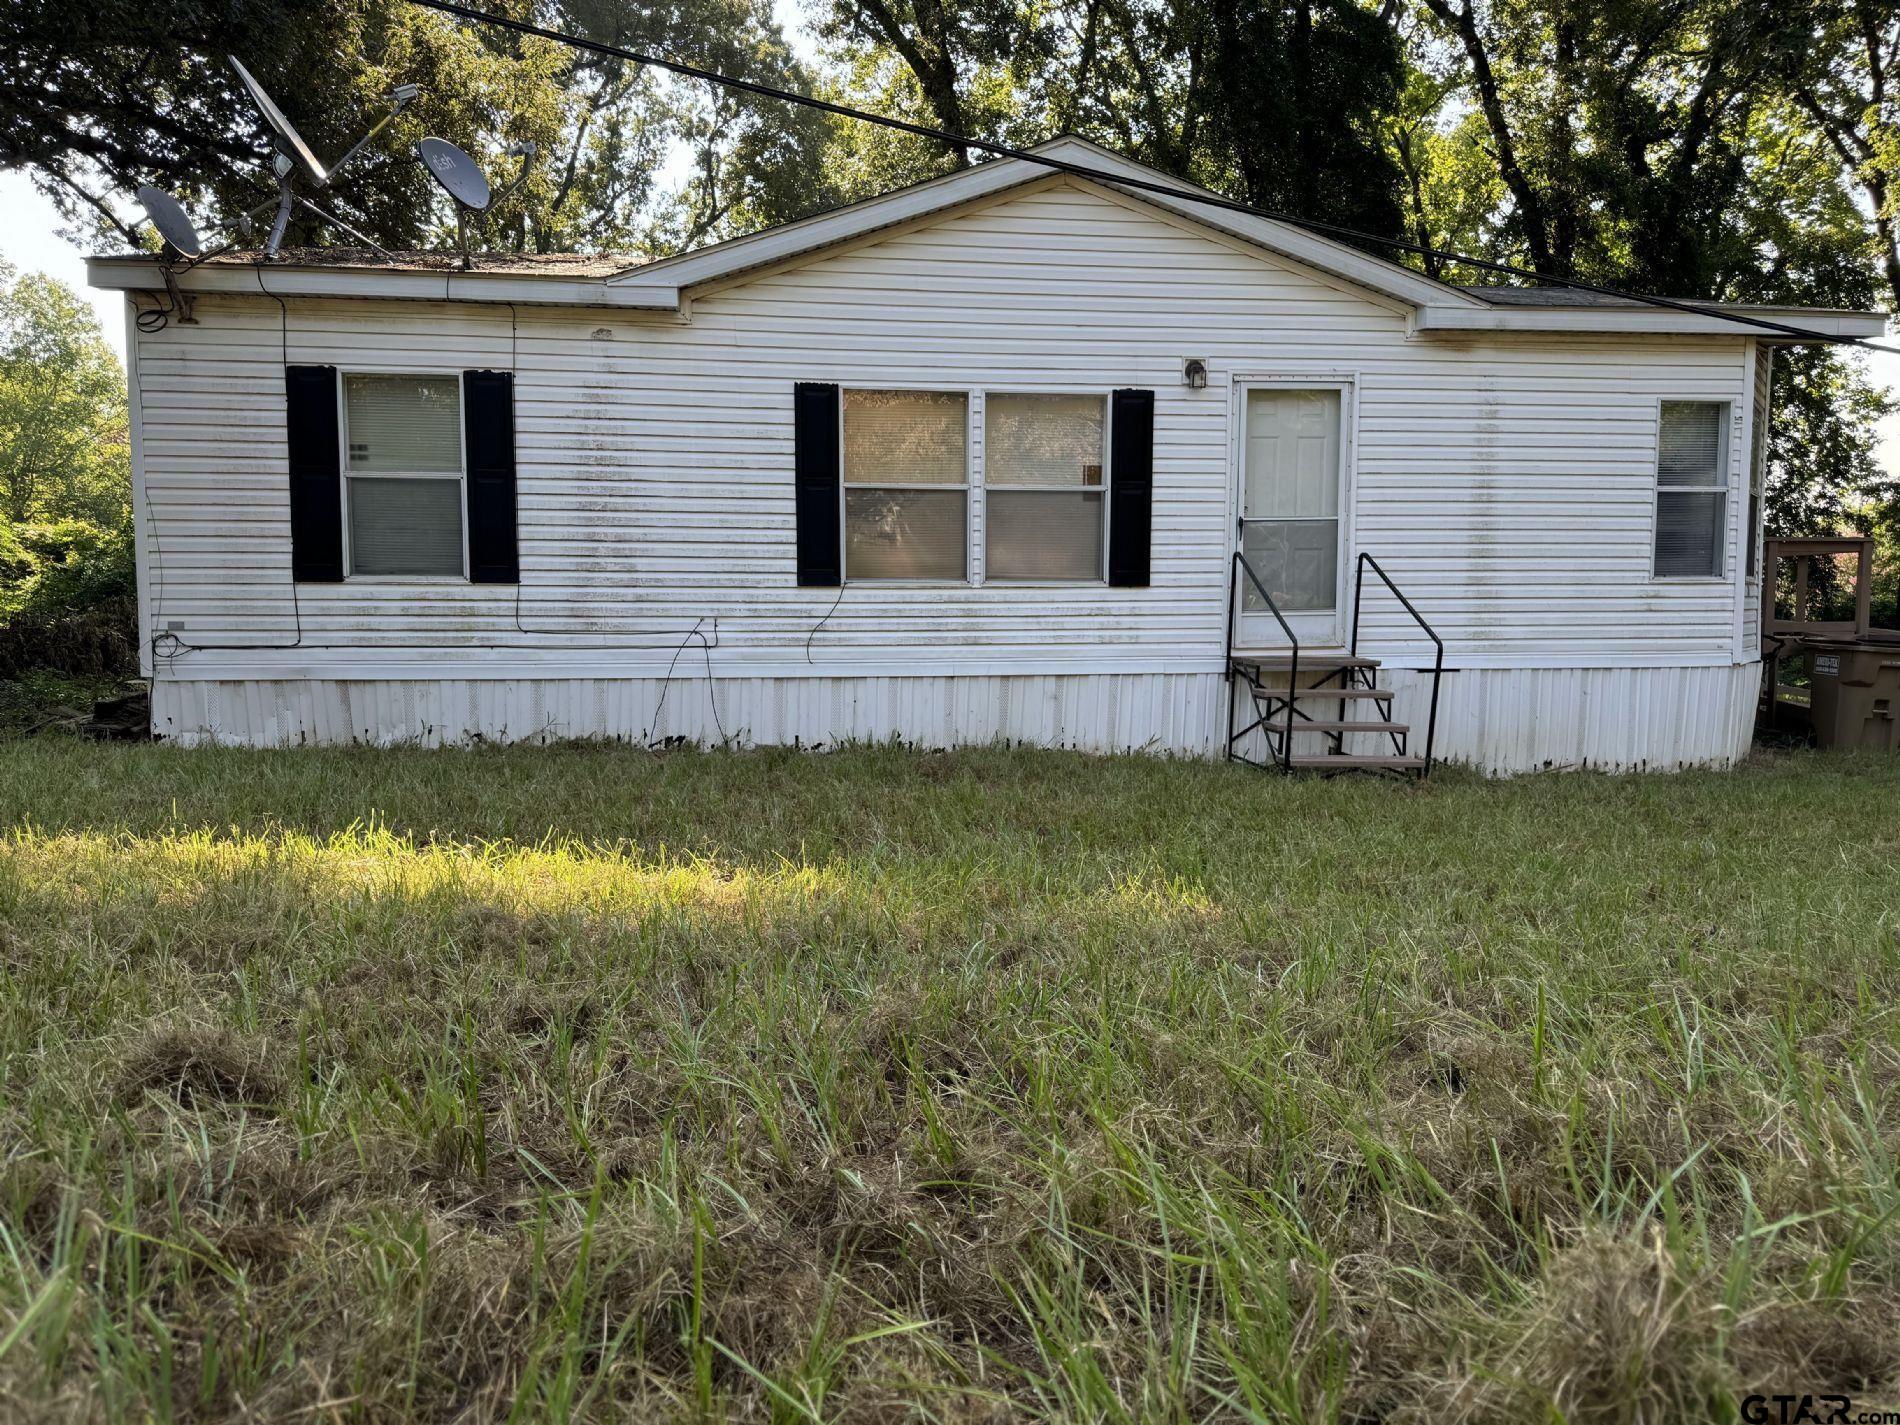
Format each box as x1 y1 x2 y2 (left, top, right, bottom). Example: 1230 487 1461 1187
1183 358 1208 389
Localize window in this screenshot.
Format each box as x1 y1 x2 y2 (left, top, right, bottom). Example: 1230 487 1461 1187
343 373 465 577
842 389 968 580
1654 400 1729 579
985 393 1106 581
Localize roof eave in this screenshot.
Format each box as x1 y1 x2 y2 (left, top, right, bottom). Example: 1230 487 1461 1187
85 255 681 310
1415 303 1890 340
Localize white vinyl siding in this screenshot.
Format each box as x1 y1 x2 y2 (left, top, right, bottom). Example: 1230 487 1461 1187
342 373 465 578
1654 400 1730 579
128 177 1759 684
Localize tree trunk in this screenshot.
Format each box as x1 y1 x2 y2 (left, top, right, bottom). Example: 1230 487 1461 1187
1420 0 1560 276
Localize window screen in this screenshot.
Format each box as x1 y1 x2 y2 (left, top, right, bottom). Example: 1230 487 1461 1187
989 491 1104 580
987 394 1104 487
1241 518 1337 611
1655 401 1728 578
843 389 968 580
984 394 1106 581
844 489 966 580
843 390 967 485
343 373 465 577
348 477 464 576
345 375 462 472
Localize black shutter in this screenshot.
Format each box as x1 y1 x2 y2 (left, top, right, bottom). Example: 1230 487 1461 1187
285 365 343 582
794 382 842 586
463 369 519 584
1108 387 1154 587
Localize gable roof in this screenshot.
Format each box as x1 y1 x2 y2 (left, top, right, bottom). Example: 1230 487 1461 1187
86 136 1889 341
605 136 1482 312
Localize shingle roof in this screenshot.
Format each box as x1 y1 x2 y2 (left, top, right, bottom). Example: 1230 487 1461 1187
1459 285 1882 321
1460 285 1650 308
138 247 647 277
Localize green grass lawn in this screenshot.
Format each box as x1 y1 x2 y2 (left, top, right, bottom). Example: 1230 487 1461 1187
0 739 1897 1422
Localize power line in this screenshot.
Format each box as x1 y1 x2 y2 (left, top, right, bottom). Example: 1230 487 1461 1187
406 0 1897 355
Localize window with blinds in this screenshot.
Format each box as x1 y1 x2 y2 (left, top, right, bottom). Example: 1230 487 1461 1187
1654 401 1729 578
985 393 1106 581
842 389 968 580
342 373 465 577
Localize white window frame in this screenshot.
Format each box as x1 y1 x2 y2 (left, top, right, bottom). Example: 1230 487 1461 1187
837 383 1113 587
338 369 469 583
980 388 1111 586
1650 398 1732 583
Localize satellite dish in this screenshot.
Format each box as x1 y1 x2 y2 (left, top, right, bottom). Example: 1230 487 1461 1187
228 54 328 185
417 137 491 211
137 186 204 258
128 60 417 265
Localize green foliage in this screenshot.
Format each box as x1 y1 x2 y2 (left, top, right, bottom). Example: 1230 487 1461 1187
1200 0 1406 239
0 520 138 679
0 741 1897 1413
1780 0 1900 310
2 0 832 258
0 264 128 529
0 265 136 680
1766 350 1898 538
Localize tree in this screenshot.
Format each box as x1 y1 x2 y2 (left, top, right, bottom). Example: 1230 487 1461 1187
1413 0 1819 291
0 0 835 258
815 0 1048 167
1784 0 1900 311
1199 0 1406 240
0 264 129 530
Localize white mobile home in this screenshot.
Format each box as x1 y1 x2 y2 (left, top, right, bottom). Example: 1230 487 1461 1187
89 138 1887 774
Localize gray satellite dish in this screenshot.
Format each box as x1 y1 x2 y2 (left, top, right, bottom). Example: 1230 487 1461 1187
417 137 492 211
228 54 327 185
137 186 204 258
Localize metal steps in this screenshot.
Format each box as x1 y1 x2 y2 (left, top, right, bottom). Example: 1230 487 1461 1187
1227 651 1423 780
1224 550 1445 781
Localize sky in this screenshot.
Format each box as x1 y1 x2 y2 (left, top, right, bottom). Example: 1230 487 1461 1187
2 2 1896 479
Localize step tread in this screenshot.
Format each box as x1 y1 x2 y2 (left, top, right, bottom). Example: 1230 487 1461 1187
1277 720 1409 734
1231 653 1379 670
1250 685 1396 701
1287 754 1425 770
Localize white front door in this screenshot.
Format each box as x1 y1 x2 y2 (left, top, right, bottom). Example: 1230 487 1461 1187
1236 387 1346 647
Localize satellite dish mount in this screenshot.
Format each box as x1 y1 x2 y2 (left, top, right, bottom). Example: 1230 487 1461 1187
417 136 537 269
228 55 418 259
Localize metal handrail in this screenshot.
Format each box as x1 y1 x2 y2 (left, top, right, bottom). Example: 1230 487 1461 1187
1349 552 1445 776
1227 549 1300 772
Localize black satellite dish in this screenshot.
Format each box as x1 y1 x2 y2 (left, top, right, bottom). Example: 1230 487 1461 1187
228 54 327 186
137 186 204 259
418 137 492 211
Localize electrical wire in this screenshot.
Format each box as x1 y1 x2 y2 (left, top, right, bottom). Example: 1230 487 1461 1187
805 582 845 664
648 616 726 745
406 0 1896 355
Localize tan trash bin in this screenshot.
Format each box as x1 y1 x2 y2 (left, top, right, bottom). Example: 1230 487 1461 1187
1807 641 1900 751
